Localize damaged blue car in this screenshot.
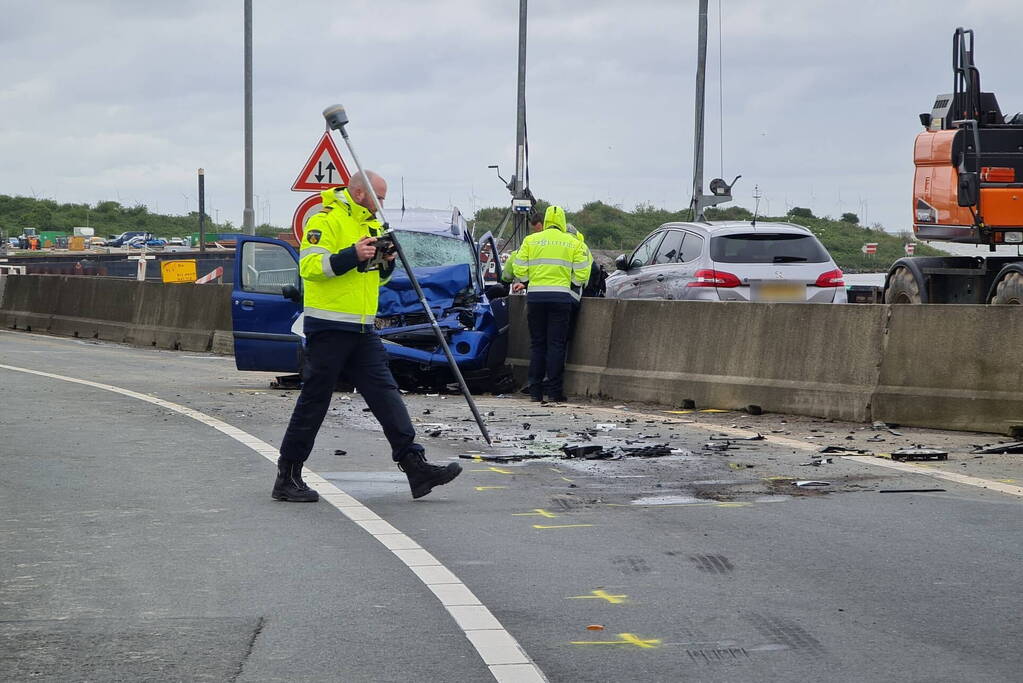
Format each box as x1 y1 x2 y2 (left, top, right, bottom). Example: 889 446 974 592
230 208 509 391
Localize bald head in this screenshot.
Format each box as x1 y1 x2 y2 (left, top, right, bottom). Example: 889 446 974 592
347 170 387 211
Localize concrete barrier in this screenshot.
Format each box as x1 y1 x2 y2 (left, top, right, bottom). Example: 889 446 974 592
0 275 232 353
508 296 1023 434
873 305 1023 434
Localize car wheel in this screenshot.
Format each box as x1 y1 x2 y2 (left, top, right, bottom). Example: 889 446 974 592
990 271 1023 304
884 266 921 304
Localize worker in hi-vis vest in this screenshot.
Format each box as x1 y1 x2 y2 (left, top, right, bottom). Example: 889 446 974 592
273 171 461 502
507 206 592 402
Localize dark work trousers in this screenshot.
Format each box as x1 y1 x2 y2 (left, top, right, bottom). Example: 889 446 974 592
526 300 573 398
279 328 419 465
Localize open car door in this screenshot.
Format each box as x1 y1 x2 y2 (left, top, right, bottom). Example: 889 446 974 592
232 236 302 372
476 231 509 368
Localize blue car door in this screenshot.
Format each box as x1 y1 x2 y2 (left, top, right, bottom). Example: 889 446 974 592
232 236 302 372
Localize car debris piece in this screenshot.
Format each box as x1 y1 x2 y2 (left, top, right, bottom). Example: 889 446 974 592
799 458 833 466
702 442 736 452
522 422 531 430
621 444 673 457
334 449 348 456
561 444 605 459
710 433 763 441
891 448 948 461
819 445 869 454
970 441 1023 454
793 480 830 487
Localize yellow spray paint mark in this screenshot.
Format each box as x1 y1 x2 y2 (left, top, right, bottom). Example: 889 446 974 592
470 466 514 474
664 410 693 415
533 524 593 530
474 486 507 491
567 590 627 604
559 476 574 483
727 462 744 470
764 476 793 481
512 509 558 518
571 633 660 649
998 478 1017 484
699 409 730 413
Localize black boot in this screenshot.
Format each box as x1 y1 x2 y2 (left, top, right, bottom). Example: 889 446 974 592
398 450 462 499
272 459 319 502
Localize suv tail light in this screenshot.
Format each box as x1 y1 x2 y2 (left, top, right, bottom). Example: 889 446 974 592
688 269 742 288
815 268 845 287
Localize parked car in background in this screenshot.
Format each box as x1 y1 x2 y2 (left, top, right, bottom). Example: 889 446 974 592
605 221 846 303
166 237 186 246
230 208 509 390
125 236 166 248
104 231 148 247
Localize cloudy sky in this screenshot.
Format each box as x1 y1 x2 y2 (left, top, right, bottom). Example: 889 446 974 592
1 0 1021 233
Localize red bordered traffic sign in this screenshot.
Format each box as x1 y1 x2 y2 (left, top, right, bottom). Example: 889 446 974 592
292 194 323 244
291 132 351 192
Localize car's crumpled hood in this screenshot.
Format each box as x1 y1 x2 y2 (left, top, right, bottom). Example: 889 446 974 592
378 263 473 316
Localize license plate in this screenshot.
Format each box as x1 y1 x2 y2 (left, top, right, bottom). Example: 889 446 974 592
753 281 806 302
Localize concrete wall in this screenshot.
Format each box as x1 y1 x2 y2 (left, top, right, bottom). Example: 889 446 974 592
509 296 1023 434
0 275 232 353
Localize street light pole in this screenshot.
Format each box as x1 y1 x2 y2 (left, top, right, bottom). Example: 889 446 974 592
242 0 255 234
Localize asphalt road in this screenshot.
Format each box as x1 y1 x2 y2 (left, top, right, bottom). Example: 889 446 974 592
2 329 1022 682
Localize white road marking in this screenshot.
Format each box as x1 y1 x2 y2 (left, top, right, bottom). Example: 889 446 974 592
578 402 1023 501
0 363 548 683
843 456 1023 498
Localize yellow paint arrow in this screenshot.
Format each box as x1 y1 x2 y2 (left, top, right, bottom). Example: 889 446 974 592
571 633 660 648
567 590 627 604
512 508 558 518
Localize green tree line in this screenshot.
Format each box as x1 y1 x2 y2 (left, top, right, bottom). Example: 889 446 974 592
472 201 941 272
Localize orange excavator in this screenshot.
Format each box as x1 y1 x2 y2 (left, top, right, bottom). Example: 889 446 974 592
885 27 1023 304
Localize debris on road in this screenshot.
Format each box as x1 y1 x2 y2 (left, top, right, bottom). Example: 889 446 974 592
971 441 1023 454
891 448 949 462
334 449 347 456
800 458 833 466
793 480 830 487
819 445 869 454
879 488 947 493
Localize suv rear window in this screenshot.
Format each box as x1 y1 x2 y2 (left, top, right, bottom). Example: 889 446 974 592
709 233 829 264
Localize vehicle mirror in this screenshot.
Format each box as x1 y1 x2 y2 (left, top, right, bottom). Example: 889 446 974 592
281 284 303 304
615 254 628 271
957 172 979 207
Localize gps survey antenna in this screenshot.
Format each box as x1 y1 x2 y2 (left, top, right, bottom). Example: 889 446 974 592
321 104 493 445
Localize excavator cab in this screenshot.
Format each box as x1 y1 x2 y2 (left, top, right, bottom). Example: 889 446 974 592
913 28 1023 245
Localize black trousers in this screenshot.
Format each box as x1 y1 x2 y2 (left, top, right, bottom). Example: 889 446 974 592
279 329 419 465
526 300 573 398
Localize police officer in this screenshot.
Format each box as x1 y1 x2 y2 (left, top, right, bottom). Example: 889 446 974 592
273 171 462 502
508 206 592 402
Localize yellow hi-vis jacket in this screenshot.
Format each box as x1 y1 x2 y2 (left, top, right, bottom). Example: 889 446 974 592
299 187 393 331
509 206 592 301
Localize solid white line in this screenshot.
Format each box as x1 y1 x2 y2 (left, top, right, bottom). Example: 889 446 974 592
583 402 1023 500
0 363 549 683
842 456 1023 497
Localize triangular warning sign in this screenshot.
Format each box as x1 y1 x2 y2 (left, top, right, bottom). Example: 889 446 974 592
291 132 351 192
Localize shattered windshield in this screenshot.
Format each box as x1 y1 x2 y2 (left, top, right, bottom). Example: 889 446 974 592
392 230 478 290
393 231 474 270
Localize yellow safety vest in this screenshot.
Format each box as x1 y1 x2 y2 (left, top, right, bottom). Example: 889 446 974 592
299 187 391 329
511 206 592 297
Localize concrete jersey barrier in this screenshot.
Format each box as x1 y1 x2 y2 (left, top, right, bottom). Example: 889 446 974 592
0 274 233 354
508 296 1023 435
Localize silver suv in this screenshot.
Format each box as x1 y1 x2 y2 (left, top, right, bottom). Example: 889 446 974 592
605 221 847 303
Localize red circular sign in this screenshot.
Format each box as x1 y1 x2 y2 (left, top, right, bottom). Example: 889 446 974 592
292 194 323 243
